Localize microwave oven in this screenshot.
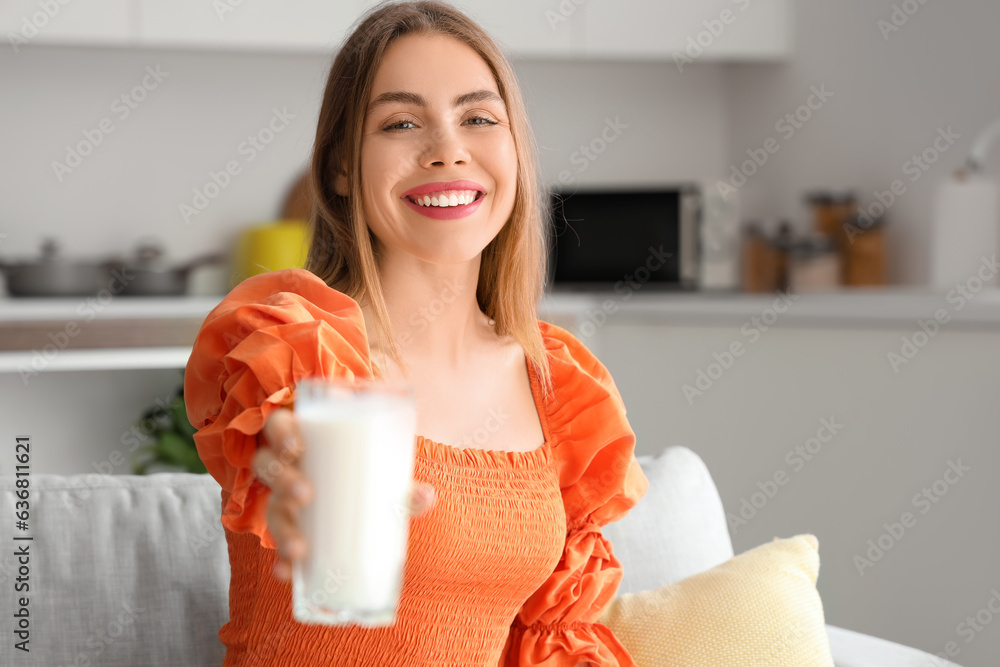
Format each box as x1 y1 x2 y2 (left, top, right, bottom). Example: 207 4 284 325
546 184 701 291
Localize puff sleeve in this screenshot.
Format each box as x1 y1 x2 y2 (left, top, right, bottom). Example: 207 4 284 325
183 268 372 549
501 322 649 666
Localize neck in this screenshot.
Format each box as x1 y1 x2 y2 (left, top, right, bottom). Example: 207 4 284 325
359 249 495 374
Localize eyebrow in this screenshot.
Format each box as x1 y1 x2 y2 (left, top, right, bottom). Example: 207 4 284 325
367 89 506 115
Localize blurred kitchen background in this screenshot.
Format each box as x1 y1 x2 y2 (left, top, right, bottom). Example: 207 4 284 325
1 1 998 664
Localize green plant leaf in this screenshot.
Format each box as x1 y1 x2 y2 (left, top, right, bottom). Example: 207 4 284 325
132 378 207 475
170 399 198 439
156 431 192 466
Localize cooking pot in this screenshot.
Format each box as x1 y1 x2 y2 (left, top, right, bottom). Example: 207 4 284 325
0 238 115 297
0 237 229 298
111 240 229 296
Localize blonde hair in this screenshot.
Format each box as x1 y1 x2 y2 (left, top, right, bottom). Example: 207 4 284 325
306 0 553 396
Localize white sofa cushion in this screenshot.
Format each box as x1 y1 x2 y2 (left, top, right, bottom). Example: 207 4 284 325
0 472 229 667
826 625 962 667
603 445 735 595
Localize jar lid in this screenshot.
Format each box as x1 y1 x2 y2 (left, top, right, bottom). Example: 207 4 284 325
805 189 857 205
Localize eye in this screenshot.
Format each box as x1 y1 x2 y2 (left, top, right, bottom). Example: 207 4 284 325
465 115 499 127
382 118 417 132
381 114 500 132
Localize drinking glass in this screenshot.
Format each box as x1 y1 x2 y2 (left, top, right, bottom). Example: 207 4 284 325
290 375 417 627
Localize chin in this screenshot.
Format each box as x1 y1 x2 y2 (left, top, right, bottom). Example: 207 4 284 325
410 244 489 266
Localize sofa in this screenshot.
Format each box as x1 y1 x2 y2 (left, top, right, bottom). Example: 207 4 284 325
0 445 962 666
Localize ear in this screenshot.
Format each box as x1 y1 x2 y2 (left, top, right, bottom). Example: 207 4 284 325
334 168 348 197
330 150 349 196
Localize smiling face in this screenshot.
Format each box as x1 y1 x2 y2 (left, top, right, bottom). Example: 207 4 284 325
357 32 518 265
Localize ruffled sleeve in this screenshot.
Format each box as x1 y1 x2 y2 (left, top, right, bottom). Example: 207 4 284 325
501 321 650 666
183 268 372 549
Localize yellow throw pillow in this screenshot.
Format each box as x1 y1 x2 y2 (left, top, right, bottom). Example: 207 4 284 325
599 534 834 666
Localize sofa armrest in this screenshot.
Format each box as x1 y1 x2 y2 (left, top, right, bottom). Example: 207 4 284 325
827 624 962 667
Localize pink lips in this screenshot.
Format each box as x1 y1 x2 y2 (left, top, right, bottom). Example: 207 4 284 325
401 179 485 198
400 179 487 220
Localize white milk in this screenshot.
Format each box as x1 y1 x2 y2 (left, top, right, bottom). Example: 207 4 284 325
291 384 417 626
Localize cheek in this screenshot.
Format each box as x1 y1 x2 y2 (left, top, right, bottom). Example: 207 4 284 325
359 145 397 209
496 134 518 179
479 133 518 196
493 137 518 209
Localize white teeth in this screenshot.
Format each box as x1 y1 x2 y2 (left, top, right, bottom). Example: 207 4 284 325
408 190 480 207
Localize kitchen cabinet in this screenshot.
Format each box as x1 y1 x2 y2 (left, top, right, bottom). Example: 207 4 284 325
583 0 792 61
138 0 580 57
449 0 582 58
0 0 135 49
593 318 998 667
2 0 790 61
136 0 358 53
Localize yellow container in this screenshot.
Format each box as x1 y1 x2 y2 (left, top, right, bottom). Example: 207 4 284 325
231 220 310 289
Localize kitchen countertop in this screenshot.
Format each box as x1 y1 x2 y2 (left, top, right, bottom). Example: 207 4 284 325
0 295 224 321
2 286 1000 328
538 285 1000 329
3 286 999 373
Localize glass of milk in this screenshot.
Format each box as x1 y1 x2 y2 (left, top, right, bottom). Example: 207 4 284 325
290 375 417 627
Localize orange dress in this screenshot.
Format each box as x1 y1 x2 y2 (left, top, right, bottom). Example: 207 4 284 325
184 269 649 666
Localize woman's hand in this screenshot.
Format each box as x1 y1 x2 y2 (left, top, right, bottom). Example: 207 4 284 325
253 407 437 581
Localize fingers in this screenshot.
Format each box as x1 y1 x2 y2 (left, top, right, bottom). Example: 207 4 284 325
266 493 307 580
408 483 437 519
254 407 312 581
254 408 311 503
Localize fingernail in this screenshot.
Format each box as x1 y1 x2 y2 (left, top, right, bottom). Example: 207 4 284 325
287 537 303 559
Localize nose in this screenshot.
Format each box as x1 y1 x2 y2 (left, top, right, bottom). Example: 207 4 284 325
419 124 470 168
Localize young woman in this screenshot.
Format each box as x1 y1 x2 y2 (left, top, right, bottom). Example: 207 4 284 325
184 2 648 665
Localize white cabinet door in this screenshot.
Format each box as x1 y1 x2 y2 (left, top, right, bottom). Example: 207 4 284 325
584 0 791 60
353 0 581 58
137 0 358 53
453 0 581 58
0 0 134 49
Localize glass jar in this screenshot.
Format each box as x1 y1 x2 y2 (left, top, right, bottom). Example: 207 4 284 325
805 190 856 282
788 234 841 292
843 212 888 286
